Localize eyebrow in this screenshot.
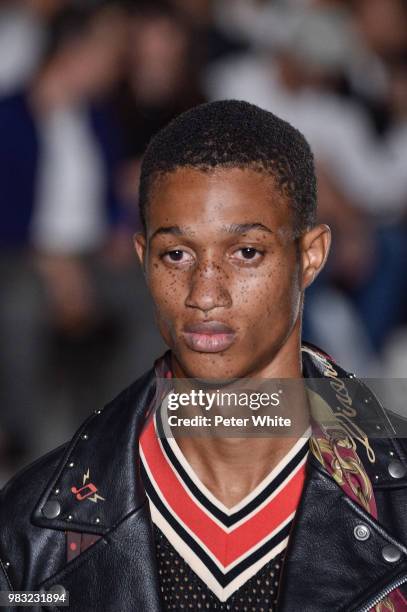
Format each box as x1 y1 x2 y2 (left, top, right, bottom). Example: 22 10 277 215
149 226 183 241
225 223 273 235
149 222 273 241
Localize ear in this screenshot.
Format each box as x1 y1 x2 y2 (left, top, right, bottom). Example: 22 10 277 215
133 232 147 273
299 224 331 290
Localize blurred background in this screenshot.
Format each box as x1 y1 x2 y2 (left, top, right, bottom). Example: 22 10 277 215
1 0 407 484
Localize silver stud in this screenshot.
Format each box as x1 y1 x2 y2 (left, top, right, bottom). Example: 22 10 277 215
66 514 73 521
48 585 67 597
95 409 102 414
364 398 370 404
54 488 60 495
382 544 402 563
376 425 381 430
4 562 10 568
81 433 88 440
68 461 75 468
374 474 380 480
354 524 370 541
389 451 395 457
388 460 407 479
42 500 61 519
95 517 101 524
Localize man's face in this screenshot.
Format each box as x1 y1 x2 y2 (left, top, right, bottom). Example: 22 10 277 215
135 167 321 379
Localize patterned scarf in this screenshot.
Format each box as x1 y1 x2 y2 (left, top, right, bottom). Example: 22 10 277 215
150 349 406 611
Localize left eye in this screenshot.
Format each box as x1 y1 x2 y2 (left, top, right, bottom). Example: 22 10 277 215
233 248 263 261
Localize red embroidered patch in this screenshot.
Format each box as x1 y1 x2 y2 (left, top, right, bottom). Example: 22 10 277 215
71 468 105 503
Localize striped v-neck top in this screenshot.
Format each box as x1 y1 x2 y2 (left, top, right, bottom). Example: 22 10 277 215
140 404 310 606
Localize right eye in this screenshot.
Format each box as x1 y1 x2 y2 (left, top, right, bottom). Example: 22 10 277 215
161 250 194 264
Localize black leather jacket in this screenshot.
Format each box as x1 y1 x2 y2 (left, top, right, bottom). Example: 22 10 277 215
1 348 407 612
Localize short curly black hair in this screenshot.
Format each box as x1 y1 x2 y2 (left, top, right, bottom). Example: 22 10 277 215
139 100 317 235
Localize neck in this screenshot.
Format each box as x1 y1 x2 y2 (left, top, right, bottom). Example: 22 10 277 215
174 318 308 507
176 433 307 508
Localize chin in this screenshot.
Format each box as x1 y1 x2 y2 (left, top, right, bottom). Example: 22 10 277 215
174 347 244 381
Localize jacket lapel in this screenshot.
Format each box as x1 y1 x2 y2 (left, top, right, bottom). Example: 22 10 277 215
288 346 407 610
31 369 157 533
31 367 164 611
277 451 407 611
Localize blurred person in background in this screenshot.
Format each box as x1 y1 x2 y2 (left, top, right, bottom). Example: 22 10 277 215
0 0 67 96
207 0 407 374
116 2 207 210
0 3 165 480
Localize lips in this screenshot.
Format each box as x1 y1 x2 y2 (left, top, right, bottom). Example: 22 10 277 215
182 320 236 353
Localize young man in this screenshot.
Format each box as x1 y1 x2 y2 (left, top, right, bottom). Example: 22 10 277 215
1 100 407 611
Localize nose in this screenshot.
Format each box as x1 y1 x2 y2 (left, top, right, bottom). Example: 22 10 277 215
185 261 232 313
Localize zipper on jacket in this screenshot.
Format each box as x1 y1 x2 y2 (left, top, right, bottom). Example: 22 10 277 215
357 575 407 612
